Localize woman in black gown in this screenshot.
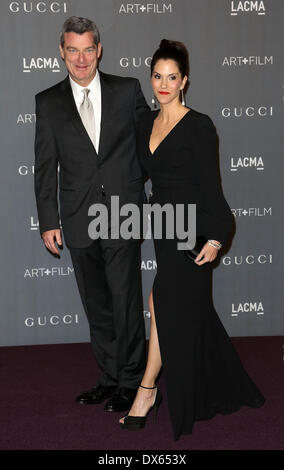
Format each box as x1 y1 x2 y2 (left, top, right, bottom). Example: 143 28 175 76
119 40 265 441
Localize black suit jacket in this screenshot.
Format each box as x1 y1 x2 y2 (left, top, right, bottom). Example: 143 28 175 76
34 72 149 248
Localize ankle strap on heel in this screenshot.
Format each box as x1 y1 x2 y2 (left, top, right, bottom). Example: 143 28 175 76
139 384 157 390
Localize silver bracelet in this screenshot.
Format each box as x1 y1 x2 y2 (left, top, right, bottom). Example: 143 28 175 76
208 240 222 250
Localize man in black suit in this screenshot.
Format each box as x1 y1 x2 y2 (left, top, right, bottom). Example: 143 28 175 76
34 17 149 412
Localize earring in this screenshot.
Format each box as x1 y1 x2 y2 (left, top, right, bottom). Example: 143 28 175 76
152 93 158 110
181 89 185 106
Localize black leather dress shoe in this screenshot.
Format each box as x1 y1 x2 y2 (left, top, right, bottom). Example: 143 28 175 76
76 384 117 405
104 387 137 412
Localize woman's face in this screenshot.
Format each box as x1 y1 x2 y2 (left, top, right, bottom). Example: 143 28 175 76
151 59 187 106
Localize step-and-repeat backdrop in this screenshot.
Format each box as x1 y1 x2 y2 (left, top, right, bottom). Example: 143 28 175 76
0 0 283 346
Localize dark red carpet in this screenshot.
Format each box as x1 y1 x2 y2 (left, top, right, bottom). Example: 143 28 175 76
0 337 283 450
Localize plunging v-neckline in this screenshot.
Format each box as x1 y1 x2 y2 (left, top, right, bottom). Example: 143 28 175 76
149 109 191 156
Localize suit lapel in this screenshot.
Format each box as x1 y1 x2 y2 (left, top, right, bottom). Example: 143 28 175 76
97 72 114 159
59 76 98 156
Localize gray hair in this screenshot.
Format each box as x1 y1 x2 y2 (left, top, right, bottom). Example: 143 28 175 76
60 16 100 47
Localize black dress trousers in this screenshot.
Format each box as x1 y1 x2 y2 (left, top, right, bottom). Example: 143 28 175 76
69 196 146 389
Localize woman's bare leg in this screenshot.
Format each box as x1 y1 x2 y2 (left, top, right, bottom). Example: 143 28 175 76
119 290 162 422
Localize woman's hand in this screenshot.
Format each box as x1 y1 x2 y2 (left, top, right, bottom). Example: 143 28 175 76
194 241 219 266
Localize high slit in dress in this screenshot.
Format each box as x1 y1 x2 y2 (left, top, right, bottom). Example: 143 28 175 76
137 109 265 441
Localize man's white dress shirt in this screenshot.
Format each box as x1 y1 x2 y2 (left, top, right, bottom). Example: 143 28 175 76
69 70 101 154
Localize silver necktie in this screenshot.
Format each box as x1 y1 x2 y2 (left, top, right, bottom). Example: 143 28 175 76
79 88 96 149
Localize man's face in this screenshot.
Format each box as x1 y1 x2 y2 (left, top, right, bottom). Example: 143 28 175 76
59 31 102 86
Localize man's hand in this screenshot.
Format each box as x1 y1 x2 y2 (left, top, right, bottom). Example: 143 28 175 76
42 229 63 256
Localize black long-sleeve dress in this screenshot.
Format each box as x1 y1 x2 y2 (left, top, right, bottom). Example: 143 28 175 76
137 109 265 441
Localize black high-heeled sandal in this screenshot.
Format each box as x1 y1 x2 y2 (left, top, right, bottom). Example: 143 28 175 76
119 384 162 430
